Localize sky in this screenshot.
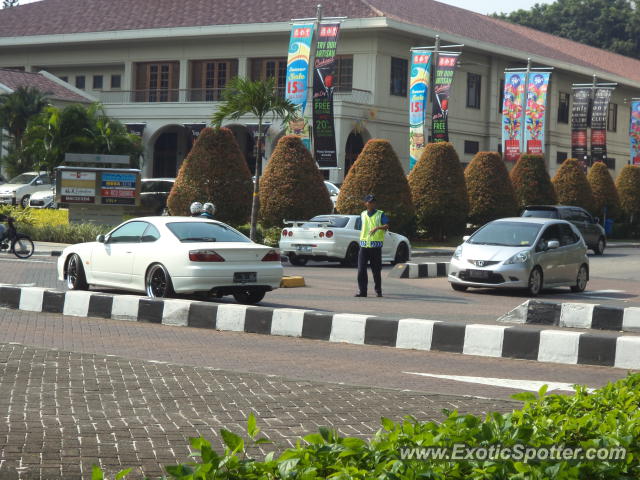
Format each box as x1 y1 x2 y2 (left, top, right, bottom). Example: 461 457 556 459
18 0 555 15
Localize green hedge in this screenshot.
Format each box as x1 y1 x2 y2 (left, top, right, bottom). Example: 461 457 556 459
19 223 111 244
96 373 640 479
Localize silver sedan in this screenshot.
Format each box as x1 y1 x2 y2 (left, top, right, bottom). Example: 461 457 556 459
448 217 589 296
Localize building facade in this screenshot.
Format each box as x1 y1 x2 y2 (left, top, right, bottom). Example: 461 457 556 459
1 0 639 182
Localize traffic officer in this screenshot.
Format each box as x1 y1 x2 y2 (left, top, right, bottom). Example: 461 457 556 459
355 194 389 298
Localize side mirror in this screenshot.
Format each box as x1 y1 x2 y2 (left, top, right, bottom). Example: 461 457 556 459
547 240 560 250
96 234 105 243
462 235 470 242
35 180 43 186
593 217 600 224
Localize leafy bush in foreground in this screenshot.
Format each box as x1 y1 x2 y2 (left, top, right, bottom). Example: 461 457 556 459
96 373 640 479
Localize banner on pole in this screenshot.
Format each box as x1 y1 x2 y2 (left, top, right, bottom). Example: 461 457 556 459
631 101 640 166
571 87 590 168
432 53 459 144
524 72 550 155
285 23 314 150
312 23 341 168
409 51 432 170
501 73 526 162
590 88 613 163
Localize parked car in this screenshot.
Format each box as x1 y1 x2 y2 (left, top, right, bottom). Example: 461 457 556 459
58 216 283 304
521 205 606 255
325 181 340 209
449 217 589 296
29 186 57 209
0 172 53 208
279 214 411 267
140 178 175 214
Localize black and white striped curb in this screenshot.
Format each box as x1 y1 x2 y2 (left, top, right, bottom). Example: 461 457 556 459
1 285 639 369
498 300 640 333
388 262 450 279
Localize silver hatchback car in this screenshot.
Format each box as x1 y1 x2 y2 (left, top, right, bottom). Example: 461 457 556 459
448 217 589 296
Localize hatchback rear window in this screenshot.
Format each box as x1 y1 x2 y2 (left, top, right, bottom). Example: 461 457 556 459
167 222 251 243
522 209 558 219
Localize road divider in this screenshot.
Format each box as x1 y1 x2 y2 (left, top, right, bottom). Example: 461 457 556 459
389 262 450 279
498 300 640 333
1 284 638 369
280 276 305 288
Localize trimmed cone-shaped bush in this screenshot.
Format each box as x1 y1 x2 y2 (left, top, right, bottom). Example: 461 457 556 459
588 162 620 220
510 154 557 209
408 142 468 239
552 158 596 213
616 165 640 220
336 139 415 233
465 151 517 225
167 127 253 224
259 135 332 228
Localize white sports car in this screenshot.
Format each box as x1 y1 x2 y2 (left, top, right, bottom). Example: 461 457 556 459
279 214 411 267
58 216 283 304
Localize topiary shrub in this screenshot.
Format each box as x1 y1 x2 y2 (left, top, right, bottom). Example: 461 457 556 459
335 139 415 234
588 162 620 221
258 135 332 228
616 165 640 223
465 151 517 225
408 142 468 239
166 127 253 225
552 158 596 214
510 154 557 210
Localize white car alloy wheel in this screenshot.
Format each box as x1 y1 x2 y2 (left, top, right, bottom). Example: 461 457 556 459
145 263 174 298
66 254 88 290
571 264 588 293
527 267 543 296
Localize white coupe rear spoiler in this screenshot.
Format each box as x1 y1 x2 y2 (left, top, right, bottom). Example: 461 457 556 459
283 219 331 227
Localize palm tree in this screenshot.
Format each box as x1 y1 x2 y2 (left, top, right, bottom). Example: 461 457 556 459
212 77 298 241
0 86 49 151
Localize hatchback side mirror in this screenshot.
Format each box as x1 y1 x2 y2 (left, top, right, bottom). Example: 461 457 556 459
96 234 105 243
547 240 560 250
35 180 43 186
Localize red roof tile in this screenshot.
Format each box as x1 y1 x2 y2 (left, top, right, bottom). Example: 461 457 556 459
0 68 91 103
1 0 639 85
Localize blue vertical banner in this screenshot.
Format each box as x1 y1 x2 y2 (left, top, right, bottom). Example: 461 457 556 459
524 72 550 155
285 23 314 150
409 51 432 170
501 73 526 162
631 100 640 166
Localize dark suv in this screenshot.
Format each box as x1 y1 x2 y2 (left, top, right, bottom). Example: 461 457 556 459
521 205 606 255
140 178 175 214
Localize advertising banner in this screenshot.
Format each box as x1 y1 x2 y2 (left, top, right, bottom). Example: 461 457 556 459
631 101 640 166
312 22 341 168
100 172 137 205
60 170 96 204
590 88 613 163
571 87 591 167
285 23 314 150
409 51 432 170
524 72 550 155
432 53 459 144
501 73 526 162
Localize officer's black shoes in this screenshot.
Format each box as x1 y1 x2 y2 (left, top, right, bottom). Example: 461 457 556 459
376 292 383 297
354 292 367 297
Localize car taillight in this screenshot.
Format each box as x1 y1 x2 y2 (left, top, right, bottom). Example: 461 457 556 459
282 229 288 237
319 231 324 238
262 250 280 262
189 250 225 262
326 230 334 238
288 230 293 237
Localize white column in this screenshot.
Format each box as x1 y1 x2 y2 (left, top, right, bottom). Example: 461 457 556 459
123 61 133 91
179 59 189 101
238 57 248 79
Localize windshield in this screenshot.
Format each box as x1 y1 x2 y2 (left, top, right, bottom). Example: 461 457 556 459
167 222 251 243
305 215 349 228
522 209 558 219
8 173 37 185
469 221 542 247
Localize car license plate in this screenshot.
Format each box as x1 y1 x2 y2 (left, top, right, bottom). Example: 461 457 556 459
295 245 312 253
233 272 257 283
468 269 490 279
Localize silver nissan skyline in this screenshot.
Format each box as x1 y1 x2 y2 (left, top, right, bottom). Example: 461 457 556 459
448 217 589 296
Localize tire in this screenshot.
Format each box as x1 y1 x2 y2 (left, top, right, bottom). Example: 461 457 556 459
20 195 30 209
392 242 410 265
145 263 175 298
66 253 88 290
451 283 468 292
570 264 589 293
341 243 359 267
11 234 34 259
288 254 308 266
527 267 543 297
593 236 605 255
233 288 266 305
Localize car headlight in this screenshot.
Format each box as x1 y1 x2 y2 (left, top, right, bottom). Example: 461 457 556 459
505 250 530 265
453 245 463 260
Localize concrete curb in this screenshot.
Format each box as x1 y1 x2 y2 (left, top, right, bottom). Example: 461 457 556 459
1 284 638 369
498 300 640 333
389 262 450 279
281 276 305 288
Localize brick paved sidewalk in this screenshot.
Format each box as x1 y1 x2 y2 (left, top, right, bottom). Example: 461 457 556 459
0 341 517 479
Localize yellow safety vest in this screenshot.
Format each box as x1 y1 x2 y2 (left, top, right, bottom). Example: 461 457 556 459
360 210 385 248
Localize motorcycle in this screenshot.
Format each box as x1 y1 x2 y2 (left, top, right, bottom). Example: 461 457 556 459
0 217 35 259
